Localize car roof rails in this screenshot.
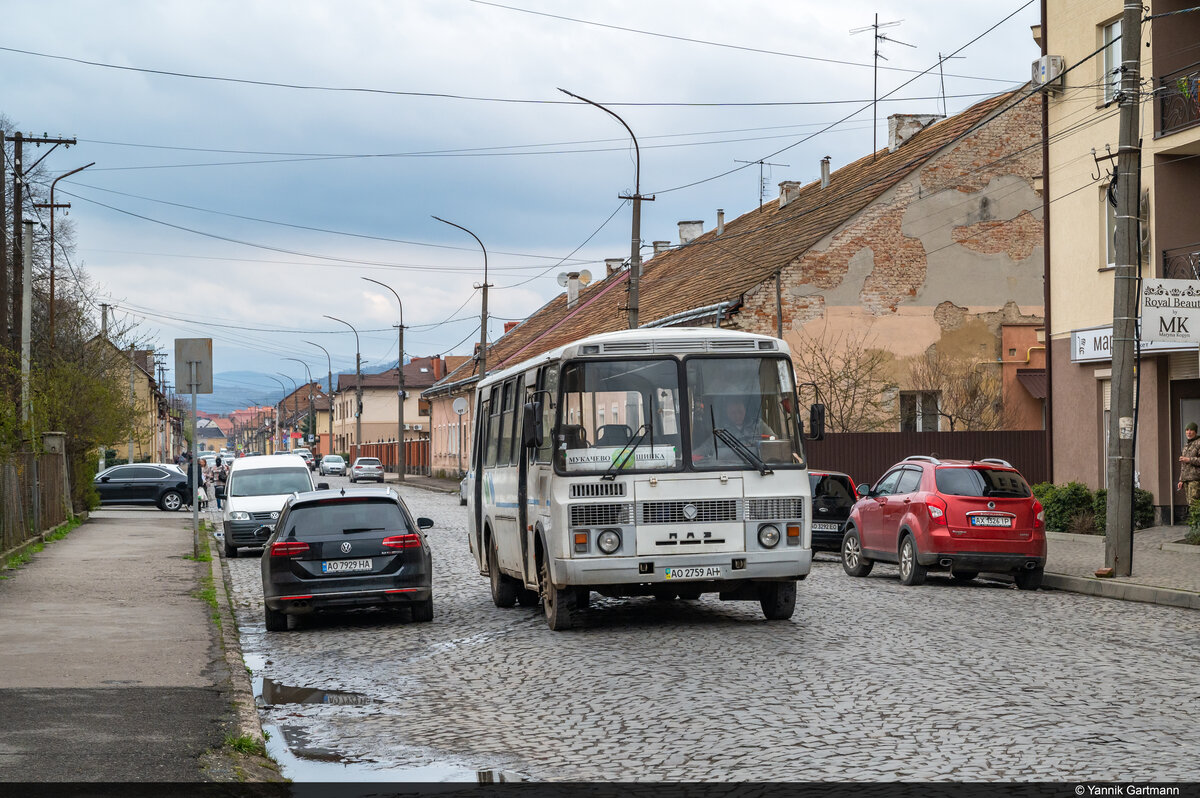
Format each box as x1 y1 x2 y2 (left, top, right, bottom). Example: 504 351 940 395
977 458 1013 468
903 455 941 464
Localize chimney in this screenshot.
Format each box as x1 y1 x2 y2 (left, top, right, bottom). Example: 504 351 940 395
652 241 671 256
820 156 831 189
433 357 444 380
887 113 944 152
605 258 624 276
778 180 801 208
716 209 724 235
567 272 581 309
677 220 704 245
503 321 519 334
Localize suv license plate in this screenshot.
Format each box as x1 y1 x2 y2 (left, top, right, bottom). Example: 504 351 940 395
663 566 721 580
322 558 373 574
969 516 1013 527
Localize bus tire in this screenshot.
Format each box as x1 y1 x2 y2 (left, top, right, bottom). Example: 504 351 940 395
516 587 539 607
759 581 796 621
488 537 517 608
539 556 576 631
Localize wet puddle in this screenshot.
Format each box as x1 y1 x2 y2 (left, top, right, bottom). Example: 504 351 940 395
263 724 525 782
258 677 374 707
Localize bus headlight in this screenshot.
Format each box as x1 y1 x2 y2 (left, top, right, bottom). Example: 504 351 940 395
597 529 621 554
758 524 781 548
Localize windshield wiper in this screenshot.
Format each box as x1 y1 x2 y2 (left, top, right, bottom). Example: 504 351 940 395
712 428 773 476
601 423 651 482
341 527 385 534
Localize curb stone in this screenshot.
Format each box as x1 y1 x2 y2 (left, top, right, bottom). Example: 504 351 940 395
1042 572 1200 610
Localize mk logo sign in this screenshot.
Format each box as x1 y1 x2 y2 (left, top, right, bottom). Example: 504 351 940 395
1160 316 1190 335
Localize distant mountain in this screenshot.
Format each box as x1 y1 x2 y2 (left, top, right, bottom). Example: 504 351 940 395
194 370 334 414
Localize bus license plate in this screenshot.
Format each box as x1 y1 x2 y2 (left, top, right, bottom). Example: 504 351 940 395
663 566 721 580
322 558 372 574
969 516 1013 527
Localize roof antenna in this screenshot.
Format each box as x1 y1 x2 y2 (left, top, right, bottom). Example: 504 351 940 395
850 14 916 160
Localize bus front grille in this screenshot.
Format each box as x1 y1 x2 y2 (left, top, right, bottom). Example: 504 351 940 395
570 482 627 498
746 498 804 520
638 499 741 524
569 503 633 527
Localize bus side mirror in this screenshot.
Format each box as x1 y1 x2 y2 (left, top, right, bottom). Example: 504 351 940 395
808 404 826 441
522 401 544 449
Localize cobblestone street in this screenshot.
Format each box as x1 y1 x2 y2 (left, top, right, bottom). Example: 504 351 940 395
223 483 1199 782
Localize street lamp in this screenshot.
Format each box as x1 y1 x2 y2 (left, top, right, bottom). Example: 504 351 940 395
284 357 315 454
264 375 286 454
559 88 650 329
432 216 490 379
324 316 362 452
277 372 299 450
305 340 335 456
37 162 94 348
362 277 406 481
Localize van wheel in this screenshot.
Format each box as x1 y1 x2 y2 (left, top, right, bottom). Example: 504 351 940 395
759 582 796 621
224 536 238 559
539 556 576 631
488 538 517 608
1014 567 1044 591
841 527 873 577
898 534 927 586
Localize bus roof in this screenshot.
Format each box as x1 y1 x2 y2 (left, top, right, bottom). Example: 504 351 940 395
477 327 788 389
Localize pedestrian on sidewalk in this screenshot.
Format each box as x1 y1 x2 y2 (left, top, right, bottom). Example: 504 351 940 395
1177 422 1200 506
212 463 227 510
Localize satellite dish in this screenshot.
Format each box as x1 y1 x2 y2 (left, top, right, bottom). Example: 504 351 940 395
452 396 468 416
556 272 570 287
578 269 592 285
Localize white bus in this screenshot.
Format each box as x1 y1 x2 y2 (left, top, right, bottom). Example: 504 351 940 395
466 328 824 630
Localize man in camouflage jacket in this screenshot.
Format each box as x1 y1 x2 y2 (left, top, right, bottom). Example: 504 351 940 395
1177 422 1200 505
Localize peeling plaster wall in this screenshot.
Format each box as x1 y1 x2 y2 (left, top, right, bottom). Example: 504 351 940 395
736 96 1044 427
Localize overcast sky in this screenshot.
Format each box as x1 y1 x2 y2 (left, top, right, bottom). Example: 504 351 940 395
5 0 1039 405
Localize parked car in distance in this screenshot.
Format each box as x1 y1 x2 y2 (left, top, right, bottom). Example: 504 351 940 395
94 463 192 511
841 456 1045 590
809 470 857 552
292 448 316 470
319 455 346 476
349 457 385 483
260 487 434 630
220 454 326 559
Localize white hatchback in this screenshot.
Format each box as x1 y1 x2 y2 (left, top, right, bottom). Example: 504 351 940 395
349 457 385 483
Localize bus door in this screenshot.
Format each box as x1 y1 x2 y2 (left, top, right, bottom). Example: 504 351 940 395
471 388 492 575
493 376 524 574
520 367 555 586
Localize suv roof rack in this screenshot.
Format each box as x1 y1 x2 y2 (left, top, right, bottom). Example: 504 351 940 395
977 458 1013 468
903 455 941 464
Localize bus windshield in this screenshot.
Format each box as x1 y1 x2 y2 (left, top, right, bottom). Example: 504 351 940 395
687 357 804 469
556 359 683 474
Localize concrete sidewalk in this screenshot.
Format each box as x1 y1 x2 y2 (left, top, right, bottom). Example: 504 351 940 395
0 510 269 781
1044 524 1200 609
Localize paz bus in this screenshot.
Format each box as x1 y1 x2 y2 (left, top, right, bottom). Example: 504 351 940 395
465 327 824 630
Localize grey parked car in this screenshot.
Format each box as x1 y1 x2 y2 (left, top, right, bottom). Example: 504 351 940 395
319 455 346 476
349 457 384 483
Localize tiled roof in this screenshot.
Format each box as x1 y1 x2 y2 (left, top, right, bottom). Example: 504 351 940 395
440 89 1022 384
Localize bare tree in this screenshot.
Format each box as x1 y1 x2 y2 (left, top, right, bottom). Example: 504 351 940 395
791 327 896 433
906 347 1009 431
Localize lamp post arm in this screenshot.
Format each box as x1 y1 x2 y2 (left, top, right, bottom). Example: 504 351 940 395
558 89 640 194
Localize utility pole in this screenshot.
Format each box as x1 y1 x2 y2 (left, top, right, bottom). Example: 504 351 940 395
128 344 136 462
34 162 94 349
362 277 406 481
305 340 334 457
324 316 362 450
100 303 109 338
20 220 33 426
1 129 7 351
558 89 653 329
1104 0 1142 577
6 133 77 352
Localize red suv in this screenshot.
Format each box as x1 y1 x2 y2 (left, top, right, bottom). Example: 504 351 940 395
840 456 1046 590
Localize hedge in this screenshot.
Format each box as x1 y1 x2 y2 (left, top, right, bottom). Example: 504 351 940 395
1031 482 1154 535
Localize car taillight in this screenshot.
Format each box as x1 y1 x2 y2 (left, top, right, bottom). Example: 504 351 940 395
1033 499 1045 530
926 495 947 525
382 534 421 549
270 540 309 557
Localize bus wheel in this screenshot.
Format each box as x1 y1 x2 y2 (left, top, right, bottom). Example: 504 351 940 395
488 538 517 608
539 557 576 631
759 581 796 621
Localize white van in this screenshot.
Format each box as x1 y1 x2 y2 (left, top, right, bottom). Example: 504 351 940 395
220 454 326 558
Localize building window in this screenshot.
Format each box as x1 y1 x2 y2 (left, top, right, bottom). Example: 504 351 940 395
1102 19 1121 105
899 391 941 432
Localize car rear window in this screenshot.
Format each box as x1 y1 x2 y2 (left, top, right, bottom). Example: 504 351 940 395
935 467 1031 498
809 474 856 509
287 499 410 538
358 458 381 466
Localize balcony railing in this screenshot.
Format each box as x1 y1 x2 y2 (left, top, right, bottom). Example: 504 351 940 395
1159 61 1200 136
1163 244 1200 280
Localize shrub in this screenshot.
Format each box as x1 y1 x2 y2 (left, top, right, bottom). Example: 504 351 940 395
1039 482 1094 534
1093 487 1156 533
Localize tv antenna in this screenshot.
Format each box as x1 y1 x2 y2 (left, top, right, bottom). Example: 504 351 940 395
734 158 790 212
850 14 915 159
936 52 965 117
